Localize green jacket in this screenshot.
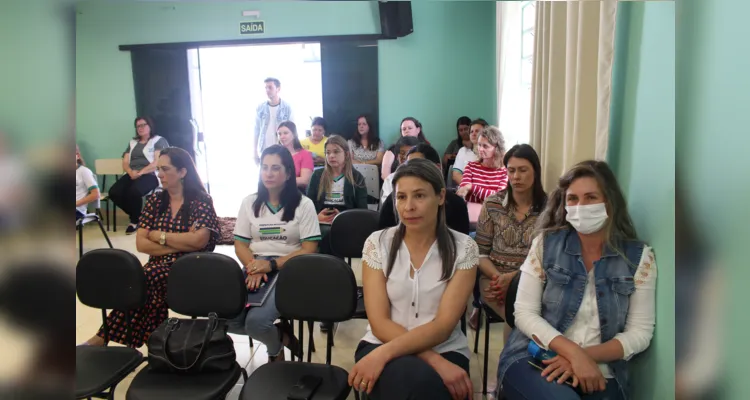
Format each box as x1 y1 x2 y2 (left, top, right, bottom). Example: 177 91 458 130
307 168 368 213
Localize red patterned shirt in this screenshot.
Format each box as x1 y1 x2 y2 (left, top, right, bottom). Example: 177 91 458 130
459 162 508 204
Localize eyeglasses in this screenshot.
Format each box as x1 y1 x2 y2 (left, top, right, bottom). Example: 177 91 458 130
136 123 149 128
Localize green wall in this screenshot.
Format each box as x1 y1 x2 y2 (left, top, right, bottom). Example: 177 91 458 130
75 0 495 164
608 2 675 399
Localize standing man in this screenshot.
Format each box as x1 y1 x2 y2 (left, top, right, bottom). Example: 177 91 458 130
253 77 294 165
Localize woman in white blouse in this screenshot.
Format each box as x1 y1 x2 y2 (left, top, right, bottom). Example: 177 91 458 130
348 158 479 400
497 160 657 400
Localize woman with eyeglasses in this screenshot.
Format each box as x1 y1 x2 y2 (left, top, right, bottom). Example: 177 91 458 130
81 147 219 348
108 116 170 234
229 145 321 362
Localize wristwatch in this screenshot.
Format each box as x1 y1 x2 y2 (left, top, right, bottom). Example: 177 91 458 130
159 232 167 246
269 259 279 273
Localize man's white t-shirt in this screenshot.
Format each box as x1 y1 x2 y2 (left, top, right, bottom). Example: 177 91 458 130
233 193 321 257
323 175 346 207
76 165 98 214
263 104 280 152
452 147 478 173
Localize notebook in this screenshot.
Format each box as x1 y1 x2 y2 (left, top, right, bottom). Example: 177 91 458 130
245 270 279 307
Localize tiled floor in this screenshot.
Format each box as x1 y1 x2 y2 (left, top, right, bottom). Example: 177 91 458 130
76 220 506 399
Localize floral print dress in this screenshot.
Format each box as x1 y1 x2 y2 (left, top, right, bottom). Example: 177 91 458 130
96 192 220 347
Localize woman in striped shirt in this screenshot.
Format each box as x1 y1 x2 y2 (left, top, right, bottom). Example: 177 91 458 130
456 125 508 205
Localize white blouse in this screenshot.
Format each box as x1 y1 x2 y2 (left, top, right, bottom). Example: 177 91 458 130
360 227 479 359
514 236 657 378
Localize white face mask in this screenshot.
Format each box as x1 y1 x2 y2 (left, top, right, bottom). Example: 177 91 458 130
565 203 608 234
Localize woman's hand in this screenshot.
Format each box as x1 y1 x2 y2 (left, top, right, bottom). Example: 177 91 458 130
430 355 473 400
317 208 338 223
147 230 162 243
246 273 267 290
456 184 471 198
483 272 516 306
541 355 579 387
348 347 389 395
248 259 271 275
568 349 607 394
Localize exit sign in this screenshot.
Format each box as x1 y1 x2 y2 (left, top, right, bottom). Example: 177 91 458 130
240 21 265 35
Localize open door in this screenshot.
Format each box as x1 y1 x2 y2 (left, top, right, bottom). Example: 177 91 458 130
187 48 210 194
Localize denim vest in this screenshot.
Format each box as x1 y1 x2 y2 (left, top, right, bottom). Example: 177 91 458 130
255 99 293 157
496 229 644 400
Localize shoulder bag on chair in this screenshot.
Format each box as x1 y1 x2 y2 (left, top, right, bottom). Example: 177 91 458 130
147 312 236 374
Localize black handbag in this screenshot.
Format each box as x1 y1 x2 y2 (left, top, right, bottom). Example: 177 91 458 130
147 312 236 374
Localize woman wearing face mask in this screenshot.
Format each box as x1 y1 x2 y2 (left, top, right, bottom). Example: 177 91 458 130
497 160 657 400
380 117 429 181
277 121 314 189
456 125 508 206
451 118 486 186
469 145 546 335
348 158 478 400
300 117 328 165
230 145 321 362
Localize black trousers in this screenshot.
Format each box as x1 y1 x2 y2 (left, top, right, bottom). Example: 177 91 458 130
108 173 159 224
354 341 471 400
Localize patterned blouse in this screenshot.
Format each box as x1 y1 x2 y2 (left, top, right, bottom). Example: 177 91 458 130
348 139 384 162
138 192 220 264
475 190 541 274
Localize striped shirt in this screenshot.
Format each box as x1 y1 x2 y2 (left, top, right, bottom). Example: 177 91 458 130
459 161 508 204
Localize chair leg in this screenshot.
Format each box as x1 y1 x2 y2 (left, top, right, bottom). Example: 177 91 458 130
307 321 314 362
354 390 361 400
483 314 491 395
97 220 113 249
78 225 84 259
105 201 110 231
461 308 467 335
241 368 248 382
113 205 117 232
473 307 483 353
298 319 304 363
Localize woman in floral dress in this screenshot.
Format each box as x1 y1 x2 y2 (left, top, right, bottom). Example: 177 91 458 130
81 147 219 347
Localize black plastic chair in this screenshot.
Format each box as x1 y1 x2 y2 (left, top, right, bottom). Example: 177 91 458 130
126 253 247 400
76 249 147 399
473 272 522 395
330 209 380 321
77 198 113 259
239 254 357 400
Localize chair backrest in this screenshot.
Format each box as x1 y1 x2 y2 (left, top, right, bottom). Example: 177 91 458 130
504 271 522 329
275 254 356 323
329 209 380 259
76 249 147 310
167 253 246 319
95 158 124 176
353 164 380 200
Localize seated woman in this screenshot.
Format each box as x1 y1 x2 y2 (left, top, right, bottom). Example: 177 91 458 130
300 116 328 166
379 136 421 205
230 145 321 362
82 147 219 347
379 143 470 235
306 134 367 241
349 114 385 165
277 121 314 190
381 117 429 181
451 118 486 187
442 116 472 174
470 144 547 334
497 160 657 400
109 116 170 234
76 144 100 220
349 158 478 400
456 125 508 206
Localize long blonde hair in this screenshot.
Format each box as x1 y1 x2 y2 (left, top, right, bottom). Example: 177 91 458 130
316 135 359 200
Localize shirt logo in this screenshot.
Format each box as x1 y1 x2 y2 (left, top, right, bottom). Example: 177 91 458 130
259 224 287 241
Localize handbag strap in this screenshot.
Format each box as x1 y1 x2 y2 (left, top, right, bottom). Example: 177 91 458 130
160 313 219 371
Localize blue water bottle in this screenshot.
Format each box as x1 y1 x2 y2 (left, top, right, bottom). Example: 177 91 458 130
528 340 557 361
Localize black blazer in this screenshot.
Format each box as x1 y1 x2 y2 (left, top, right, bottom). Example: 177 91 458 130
378 190 471 235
